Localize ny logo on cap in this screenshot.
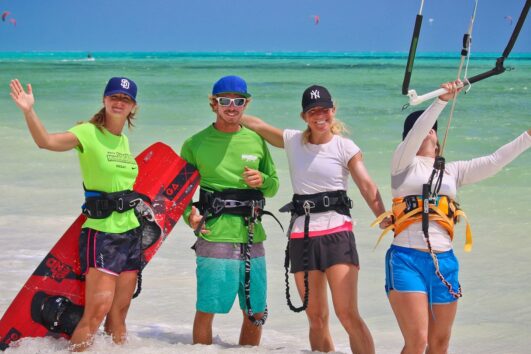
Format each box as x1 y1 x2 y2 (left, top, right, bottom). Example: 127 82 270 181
310 90 320 100
121 79 130 89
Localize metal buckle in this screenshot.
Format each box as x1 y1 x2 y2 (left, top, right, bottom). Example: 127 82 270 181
128 197 143 208
302 200 315 216
323 195 330 207
212 198 225 214
250 200 257 219
346 197 353 209
116 197 124 211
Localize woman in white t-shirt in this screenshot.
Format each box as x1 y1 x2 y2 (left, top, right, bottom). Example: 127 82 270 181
380 80 531 353
243 85 388 354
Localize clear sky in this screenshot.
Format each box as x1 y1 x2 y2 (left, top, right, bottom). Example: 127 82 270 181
0 0 530 53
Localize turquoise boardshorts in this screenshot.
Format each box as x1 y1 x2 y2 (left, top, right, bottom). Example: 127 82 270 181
385 245 461 304
193 238 267 314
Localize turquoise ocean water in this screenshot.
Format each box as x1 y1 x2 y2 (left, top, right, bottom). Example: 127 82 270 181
0 52 530 353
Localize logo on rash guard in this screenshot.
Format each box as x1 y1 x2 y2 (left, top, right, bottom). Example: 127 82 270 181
241 154 258 162
107 152 135 165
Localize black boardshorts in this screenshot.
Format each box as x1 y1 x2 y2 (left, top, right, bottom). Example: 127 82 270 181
289 230 359 273
79 227 142 276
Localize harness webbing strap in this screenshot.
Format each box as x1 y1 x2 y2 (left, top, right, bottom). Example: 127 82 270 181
371 199 472 252
193 188 283 236
82 187 149 219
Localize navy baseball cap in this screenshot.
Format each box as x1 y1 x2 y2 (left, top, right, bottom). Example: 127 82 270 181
212 75 251 98
104 77 137 102
402 110 437 140
301 85 334 113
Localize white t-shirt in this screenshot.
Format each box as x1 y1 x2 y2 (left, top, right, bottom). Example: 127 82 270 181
391 99 531 251
283 129 360 237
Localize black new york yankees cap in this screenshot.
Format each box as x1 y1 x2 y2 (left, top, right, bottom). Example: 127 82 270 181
301 85 334 113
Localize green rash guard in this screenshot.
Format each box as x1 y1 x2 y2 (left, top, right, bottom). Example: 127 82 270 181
181 124 279 243
68 122 140 233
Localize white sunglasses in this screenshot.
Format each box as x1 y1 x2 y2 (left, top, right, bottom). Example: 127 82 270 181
215 97 247 107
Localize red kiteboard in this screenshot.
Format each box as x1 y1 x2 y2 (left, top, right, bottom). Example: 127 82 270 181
0 142 199 350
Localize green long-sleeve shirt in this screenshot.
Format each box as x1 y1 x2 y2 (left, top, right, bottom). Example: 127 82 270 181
181 124 279 243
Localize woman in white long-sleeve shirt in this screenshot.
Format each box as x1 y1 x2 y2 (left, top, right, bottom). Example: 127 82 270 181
383 80 531 354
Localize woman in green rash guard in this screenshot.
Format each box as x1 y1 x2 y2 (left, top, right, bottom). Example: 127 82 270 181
10 77 142 351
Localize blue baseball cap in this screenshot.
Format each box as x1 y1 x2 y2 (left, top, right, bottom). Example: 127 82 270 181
212 75 251 98
104 77 137 102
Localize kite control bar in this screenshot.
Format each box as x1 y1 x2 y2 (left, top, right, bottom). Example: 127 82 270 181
406 0 530 106
407 57 507 105
407 86 460 106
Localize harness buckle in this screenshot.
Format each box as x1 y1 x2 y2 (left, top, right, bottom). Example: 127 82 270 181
302 200 315 216
212 198 225 214
250 200 257 219
116 197 124 211
128 198 143 208
341 195 353 209
322 195 330 207
404 196 418 213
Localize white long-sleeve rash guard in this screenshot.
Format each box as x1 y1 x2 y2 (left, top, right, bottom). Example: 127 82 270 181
391 99 531 251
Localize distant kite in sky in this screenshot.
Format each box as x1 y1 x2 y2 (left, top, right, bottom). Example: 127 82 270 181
504 15 513 25
314 15 320 25
2 11 10 21
9 18 16 26
428 18 434 25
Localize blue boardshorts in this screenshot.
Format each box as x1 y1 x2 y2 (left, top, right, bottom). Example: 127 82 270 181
79 227 142 276
193 238 267 314
385 245 461 304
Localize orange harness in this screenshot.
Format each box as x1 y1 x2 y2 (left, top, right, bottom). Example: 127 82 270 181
372 195 472 252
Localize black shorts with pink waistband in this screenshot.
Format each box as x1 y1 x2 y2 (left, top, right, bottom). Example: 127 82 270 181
79 227 142 276
289 230 359 273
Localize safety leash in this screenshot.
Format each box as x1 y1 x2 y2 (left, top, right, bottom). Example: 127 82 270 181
244 201 268 326
284 201 312 313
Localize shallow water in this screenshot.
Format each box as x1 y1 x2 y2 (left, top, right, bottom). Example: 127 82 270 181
0 52 530 353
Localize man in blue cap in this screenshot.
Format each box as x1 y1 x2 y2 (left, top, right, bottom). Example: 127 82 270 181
180 75 279 346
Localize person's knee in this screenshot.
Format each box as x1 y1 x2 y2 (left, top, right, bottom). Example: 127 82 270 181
82 302 112 329
427 334 451 353
306 310 329 330
405 333 428 354
334 308 360 329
